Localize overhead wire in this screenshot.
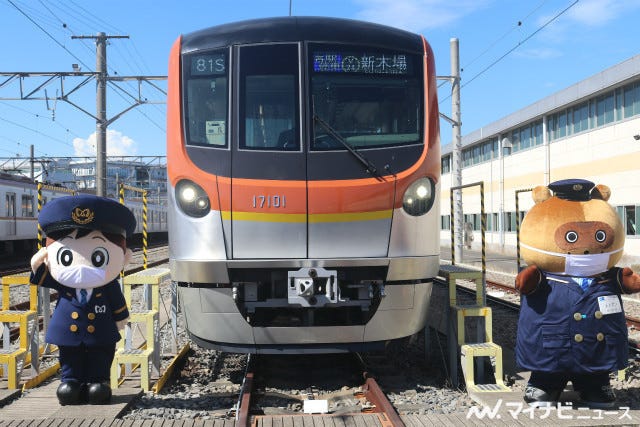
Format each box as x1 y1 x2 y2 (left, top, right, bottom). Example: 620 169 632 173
6 0 92 71
0 116 75 148
461 0 549 72
461 0 579 90
50 0 166 131
4 0 166 150
0 101 82 139
438 0 580 105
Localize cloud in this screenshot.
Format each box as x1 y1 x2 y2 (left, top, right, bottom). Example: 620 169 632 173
73 129 137 157
566 0 636 26
354 0 490 32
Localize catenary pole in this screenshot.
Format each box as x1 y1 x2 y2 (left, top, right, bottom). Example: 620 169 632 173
72 33 129 196
450 38 463 263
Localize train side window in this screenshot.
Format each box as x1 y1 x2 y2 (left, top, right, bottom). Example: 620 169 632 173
21 195 34 217
184 50 229 148
6 192 16 218
239 43 300 151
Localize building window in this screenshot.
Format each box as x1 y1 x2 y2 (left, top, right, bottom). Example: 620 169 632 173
624 83 640 119
441 215 451 230
441 155 451 174
557 111 567 138
533 120 543 146
572 102 589 134
520 125 532 150
596 93 615 127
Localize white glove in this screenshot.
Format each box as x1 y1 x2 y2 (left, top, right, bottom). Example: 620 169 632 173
116 318 129 331
31 247 48 273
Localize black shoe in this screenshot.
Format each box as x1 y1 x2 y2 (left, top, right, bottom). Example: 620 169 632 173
524 385 561 407
579 385 616 409
56 382 83 405
87 382 112 404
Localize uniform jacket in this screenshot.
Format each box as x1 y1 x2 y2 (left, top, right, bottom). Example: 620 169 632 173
31 265 129 346
516 267 628 373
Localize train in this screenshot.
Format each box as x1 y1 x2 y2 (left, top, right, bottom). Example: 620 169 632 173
0 173 167 254
167 16 441 353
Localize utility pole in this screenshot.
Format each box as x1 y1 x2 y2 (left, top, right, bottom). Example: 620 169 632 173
438 39 463 263
30 144 35 181
71 33 129 197
450 38 463 263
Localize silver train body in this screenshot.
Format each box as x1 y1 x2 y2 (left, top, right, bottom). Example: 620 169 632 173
168 17 442 353
0 174 167 251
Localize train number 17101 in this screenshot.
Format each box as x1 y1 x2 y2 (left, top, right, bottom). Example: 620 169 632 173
252 195 286 208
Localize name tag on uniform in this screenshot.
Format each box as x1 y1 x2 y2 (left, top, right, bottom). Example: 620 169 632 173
598 295 622 315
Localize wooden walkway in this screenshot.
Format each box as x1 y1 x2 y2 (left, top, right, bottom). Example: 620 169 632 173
0 378 639 426
0 380 141 420
0 408 637 427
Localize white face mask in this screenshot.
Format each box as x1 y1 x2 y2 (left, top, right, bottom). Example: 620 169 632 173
52 265 107 289
520 243 623 277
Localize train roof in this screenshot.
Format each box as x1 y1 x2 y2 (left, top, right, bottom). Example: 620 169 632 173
181 16 425 54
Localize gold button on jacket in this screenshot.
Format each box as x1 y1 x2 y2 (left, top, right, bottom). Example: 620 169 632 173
574 334 583 343
70 324 78 332
596 333 605 341
573 313 582 321
87 325 96 333
595 311 603 319
71 312 79 320
88 313 96 320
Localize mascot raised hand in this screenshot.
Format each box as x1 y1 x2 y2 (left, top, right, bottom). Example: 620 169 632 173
30 195 135 405
515 179 640 408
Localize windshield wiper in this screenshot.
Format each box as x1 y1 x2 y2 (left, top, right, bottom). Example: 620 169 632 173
313 115 384 180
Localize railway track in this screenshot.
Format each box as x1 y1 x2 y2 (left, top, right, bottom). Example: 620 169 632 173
233 353 404 426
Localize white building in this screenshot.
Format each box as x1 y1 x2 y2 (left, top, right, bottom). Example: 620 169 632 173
440 54 640 267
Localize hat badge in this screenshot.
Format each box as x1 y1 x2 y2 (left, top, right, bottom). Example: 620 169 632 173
71 207 95 225
572 184 583 191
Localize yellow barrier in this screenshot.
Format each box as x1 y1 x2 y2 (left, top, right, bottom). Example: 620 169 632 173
111 267 169 391
0 273 38 389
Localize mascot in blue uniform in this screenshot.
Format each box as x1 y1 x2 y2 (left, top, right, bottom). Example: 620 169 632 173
515 179 640 408
30 195 135 405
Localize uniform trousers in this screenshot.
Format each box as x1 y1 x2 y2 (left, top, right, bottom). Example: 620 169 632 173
59 344 116 384
529 370 610 392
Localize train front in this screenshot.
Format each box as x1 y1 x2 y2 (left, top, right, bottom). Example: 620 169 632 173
167 17 441 353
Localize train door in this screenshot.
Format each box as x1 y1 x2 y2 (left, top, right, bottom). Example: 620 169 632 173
230 43 307 259
6 192 16 236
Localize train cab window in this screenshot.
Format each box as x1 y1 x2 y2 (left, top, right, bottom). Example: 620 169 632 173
309 44 422 151
184 50 229 147
239 44 300 151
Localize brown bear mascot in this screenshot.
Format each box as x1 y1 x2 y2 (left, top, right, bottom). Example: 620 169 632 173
515 179 640 408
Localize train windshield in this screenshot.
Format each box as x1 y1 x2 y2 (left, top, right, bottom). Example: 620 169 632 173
239 44 300 151
310 44 422 151
183 50 229 147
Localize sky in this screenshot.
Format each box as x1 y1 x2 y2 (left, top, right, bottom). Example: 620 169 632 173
1 0 639 160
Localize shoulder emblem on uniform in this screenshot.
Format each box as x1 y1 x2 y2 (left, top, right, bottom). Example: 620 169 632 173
71 207 95 225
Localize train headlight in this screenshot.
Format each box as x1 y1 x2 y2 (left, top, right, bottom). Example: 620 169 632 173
176 180 210 218
402 177 435 216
